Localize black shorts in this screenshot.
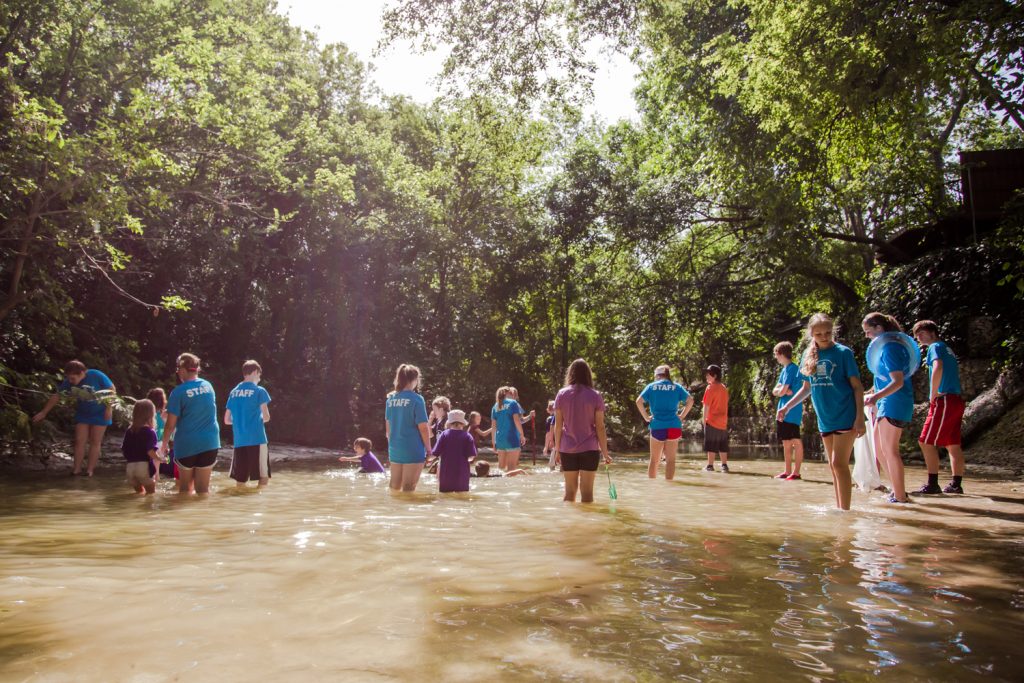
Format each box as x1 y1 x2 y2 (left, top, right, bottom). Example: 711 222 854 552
176 449 218 469
230 444 270 482
776 421 801 441
821 427 853 438
560 451 600 472
880 417 912 429
703 425 729 453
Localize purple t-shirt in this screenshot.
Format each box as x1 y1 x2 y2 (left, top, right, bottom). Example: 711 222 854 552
122 427 158 463
554 384 606 453
360 451 387 473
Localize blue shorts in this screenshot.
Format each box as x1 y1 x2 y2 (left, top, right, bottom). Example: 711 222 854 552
389 451 426 465
495 432 521 451
651 427 682 441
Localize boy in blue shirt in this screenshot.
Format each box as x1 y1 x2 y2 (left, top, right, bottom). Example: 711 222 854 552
913 320 966 494
225 360 272 487
771 342 805 480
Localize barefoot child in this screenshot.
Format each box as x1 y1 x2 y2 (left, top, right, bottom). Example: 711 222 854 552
702 365 730 472
862 312 914 503
772 342 805 480
33 360 116 476
778 314 866 510
225 360 272 488
385 364 432 492
492 386 526 472
431 409 477 492
636 365 693 480
121 399 162 494
338 437 387 473
912 320 966 494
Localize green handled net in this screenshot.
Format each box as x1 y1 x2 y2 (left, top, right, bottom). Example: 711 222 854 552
605 463 617 500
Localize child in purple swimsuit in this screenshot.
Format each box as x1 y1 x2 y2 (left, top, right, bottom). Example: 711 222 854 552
432 410 477 492
338 437 387 473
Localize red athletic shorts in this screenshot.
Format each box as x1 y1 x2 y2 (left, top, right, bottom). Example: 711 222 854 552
919 394 965 447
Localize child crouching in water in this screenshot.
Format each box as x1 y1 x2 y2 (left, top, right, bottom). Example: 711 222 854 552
339 437 387 473
122 399 162 494
431 409 477 492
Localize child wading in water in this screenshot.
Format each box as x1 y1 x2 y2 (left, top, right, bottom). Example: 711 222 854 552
338 437 387 473
772 342 805 480
385 364 432 492
636 365 693 480
912 320 967 494
467 411 493 446
431 409 477 493
429 396 451 446
862 312 914 503
778 313 866 510
225 360 272 488
491 386 526 472
702 365 730 472
121 399 162 494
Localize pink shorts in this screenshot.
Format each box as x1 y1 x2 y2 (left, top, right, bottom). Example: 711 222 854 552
919 394 965 447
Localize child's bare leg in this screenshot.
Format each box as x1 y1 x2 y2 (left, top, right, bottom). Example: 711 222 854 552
193 466 214 494
86 425 106 475
876 420 907 500
822 435 839 508
792 439 804 475
829 432 856 510
143 480 156 494
947 444 965 477
648 438 664 478
706 451 715 466
563 471 580 501
401 463 424 492
919 442 941 474
258 477 269 487
509 449 521 470
497 451 509 471
719 450 728 465
389 463 404 490
72 423 89 474
578 470 597 503
782 441 793 474
664 440 679 480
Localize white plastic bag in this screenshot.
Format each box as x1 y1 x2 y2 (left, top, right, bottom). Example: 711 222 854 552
852 406 881 491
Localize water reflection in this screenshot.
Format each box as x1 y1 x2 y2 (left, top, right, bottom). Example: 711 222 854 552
0 459 1022 681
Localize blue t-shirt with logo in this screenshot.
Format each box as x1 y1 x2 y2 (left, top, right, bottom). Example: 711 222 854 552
639 379 690 430
873 337 915 421
226 381 271 447
491 398 524 450
385 390 428 463
806 344 861 433
927 341 962 396
58 368 114 426
776 363 806 425
167 379 221 459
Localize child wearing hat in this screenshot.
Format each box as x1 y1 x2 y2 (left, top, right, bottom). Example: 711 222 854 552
431 409 478 493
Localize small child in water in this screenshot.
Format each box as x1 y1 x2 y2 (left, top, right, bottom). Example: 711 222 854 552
471 461 528 478
432 410 477 492
122 399 162 494
338 437 387 473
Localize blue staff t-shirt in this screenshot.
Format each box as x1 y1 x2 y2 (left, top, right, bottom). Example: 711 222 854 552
226 381 271 447
873 337 915 422
58 368 114 426
776 363 805 425
806 344 860 433
491 398 523 450
167 379 221 459
639 379 690 430
927 341 962 396
385 390 428 462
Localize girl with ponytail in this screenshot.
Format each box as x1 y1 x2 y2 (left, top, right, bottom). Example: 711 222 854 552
385 364 432 492
779 314 866 510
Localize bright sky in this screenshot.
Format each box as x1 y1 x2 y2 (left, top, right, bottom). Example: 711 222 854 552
280 0 640 122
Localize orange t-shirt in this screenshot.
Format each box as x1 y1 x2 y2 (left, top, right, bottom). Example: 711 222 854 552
702 382 729 430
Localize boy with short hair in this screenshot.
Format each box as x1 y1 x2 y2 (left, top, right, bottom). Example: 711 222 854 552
702 365 730 472
772 342 805 480
225 360 272 487
338 437 387 473
912 321 966 494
